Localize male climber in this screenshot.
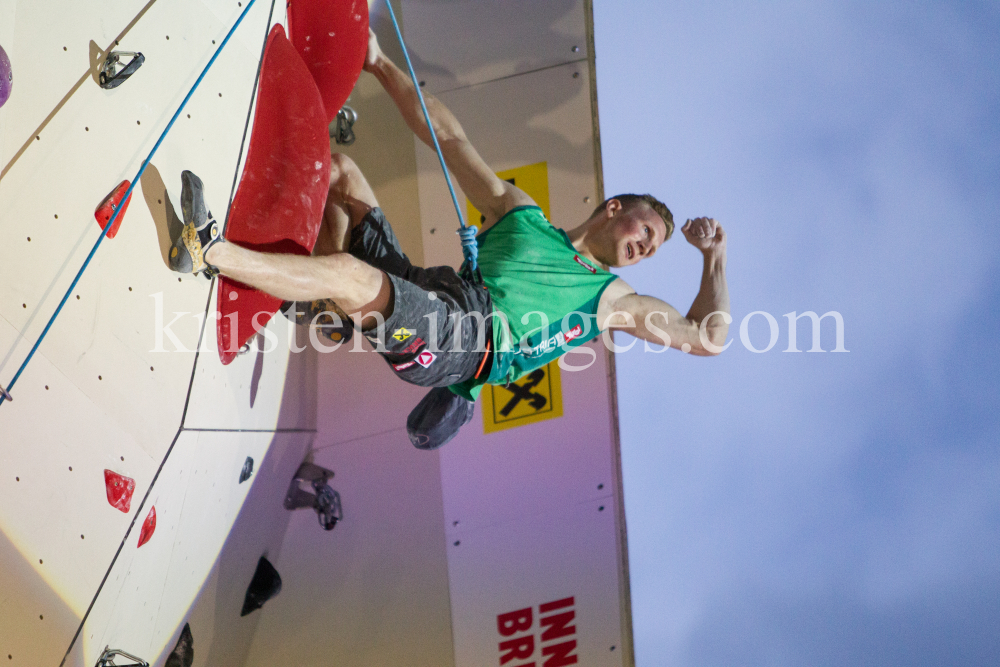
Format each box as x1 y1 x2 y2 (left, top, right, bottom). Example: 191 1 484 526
167 30 730 447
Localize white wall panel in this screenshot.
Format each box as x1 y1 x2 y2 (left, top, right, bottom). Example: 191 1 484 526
180 287 317 432
447 498 624 667
244 428 455 667
0 530 85 666
81 434 194 667
0 320 155 665
440 339 617 534
0 0 279 456
173 430 311 667
400 0 589 94
80 430 302 667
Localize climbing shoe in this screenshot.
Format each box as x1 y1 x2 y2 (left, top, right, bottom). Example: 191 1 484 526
407 386 475 450
280 298 354 344
169 170 221 277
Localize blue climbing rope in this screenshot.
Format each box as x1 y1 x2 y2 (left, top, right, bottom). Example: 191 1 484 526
382 1 479 273
0 0 259 407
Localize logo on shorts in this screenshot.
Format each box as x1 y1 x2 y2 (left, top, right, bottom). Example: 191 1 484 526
392 327 415 342
415 350 437 368
522 324 584 358
400 337 426 355
393 360 416 371
574 255 597 274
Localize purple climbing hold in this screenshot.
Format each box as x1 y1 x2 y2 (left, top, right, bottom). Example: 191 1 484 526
0 44 11 108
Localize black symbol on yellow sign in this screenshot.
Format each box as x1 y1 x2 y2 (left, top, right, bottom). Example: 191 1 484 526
499 369 546 416
482 361 563 434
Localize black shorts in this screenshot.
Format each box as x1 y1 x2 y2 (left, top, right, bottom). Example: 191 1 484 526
350 208 492 387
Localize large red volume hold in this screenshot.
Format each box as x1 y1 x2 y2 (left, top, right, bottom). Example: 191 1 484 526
137 506 156 547
287 0 369 123
217 25 331 364
104 469 136 513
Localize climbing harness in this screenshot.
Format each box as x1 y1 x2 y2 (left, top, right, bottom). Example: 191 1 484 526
0 0 260 408
383 1 481 280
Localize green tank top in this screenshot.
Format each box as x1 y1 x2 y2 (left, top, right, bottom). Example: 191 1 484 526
451 206 617 400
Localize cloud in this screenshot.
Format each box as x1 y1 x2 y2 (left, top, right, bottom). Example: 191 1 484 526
681 578 1000 667
596 1 1000 663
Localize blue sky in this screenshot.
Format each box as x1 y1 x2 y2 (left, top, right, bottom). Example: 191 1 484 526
594 2 1000 664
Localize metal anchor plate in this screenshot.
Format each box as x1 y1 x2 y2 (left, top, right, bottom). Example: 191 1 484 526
96 646 148 667
284 461 343 531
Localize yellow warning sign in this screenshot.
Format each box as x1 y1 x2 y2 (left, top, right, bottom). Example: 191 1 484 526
468 161 551 225
481 360 563 434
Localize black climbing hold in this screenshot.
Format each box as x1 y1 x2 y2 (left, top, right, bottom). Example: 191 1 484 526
239 456 254 484
241 556 281 616
165 623 193 667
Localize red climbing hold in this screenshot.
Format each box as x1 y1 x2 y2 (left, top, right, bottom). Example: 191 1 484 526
138 506 156 547
217 25 330 364
287 0 369 123
104 469 136 513
94 180 133 239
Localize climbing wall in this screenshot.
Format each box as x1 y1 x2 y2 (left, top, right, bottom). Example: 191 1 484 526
0 0 320 664
2 1 629 665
